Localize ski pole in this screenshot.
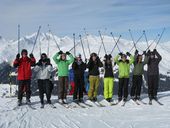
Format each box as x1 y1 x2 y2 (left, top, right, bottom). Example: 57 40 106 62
98 30 107 54
110 32 121 53
79 35 86 60
155 27 165 49
39 34 41 57
145 34 160 51
73 33 76 56
31 26 41 53
110 33 121 54
128 29 137 50
143 30 149 48
129 31 144 53
45 33 50 57
48 24 60 51
83 28 91 54
18 24 20 54
68 41 81 52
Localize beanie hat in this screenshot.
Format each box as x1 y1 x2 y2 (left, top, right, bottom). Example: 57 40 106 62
21 49 28 55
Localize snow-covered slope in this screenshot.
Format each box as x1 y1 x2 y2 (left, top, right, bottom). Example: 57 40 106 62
0 33 169 75
0 90 170 128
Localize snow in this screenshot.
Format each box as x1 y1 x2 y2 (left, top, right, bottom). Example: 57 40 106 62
0 83 170 128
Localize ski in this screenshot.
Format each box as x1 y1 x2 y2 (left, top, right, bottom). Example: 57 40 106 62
154 100 163 106
57 102 70 109
136 100 147 105
82 102 93 107
130 99 140 105
94 101 105 107
49 104 57 109
27 104 37 110
121 101 126 107
75 102 86 108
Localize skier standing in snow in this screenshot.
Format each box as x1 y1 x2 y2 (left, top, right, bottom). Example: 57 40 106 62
114 52 134 102
130 50 148 101
13 49 36 106
147 49 162 102
87 53 103 101
72 53 86 102
53 51 74 104
34 53 53 108
103 54 114 102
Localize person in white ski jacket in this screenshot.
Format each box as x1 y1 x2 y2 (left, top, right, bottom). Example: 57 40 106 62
34 53 53 108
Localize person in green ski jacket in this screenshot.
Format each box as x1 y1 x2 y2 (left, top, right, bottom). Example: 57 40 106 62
53 50 74 104
130 50 148 101
114 52 134 102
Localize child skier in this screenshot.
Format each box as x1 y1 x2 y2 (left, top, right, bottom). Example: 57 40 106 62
114 52 134 102
13 49 36 106
103 54 114 102
147 49 162 102
130 50 148 101
87 53 103 101
72 53 86 102
34 53 53 108
53 51 74 104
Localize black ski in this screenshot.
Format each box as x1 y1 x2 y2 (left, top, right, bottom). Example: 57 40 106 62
154 100 163 106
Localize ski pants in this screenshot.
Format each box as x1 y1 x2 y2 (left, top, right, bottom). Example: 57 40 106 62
38 79 51 104
18 80 31 101
88 76 99 99
104 77 114 99
148 75 159 100
130 75 142 99
73 75 84 100
118 78 129 100
58 76 68 100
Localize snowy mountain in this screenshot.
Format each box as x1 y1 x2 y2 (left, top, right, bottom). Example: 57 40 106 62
0 32 169 75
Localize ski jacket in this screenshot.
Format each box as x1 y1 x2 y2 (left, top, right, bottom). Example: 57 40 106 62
104 62 114 78
34 59 52 80
147 51 162 76
13 57 36 80
72 60 86 77
87 58 103 76
53 53 74 77
114 55 134 78
133 55 148 76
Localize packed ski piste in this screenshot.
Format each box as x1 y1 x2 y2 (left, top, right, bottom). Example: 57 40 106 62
0 26 170 128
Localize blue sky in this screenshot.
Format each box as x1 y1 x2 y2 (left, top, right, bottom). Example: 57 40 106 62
0 0 170 42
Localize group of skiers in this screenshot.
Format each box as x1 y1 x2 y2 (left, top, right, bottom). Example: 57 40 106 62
13 47 162 107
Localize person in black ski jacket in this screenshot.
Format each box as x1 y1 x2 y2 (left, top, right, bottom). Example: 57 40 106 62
72 53 86 102
147 49 162 101
103 54 114 102
87 53 103 101
34 53 53 108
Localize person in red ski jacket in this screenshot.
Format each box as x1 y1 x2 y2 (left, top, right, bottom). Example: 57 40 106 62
13 49 36 106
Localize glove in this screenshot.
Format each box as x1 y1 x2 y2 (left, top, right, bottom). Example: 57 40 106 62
126 52 131 56
29 53 34 58
135 50 138 55
66 51 71 55
143 51 146 55
104 54 108 59
153 49 157 53
16 53 20 59
119 52 123 56
58 50 63 55
147 50 151 56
